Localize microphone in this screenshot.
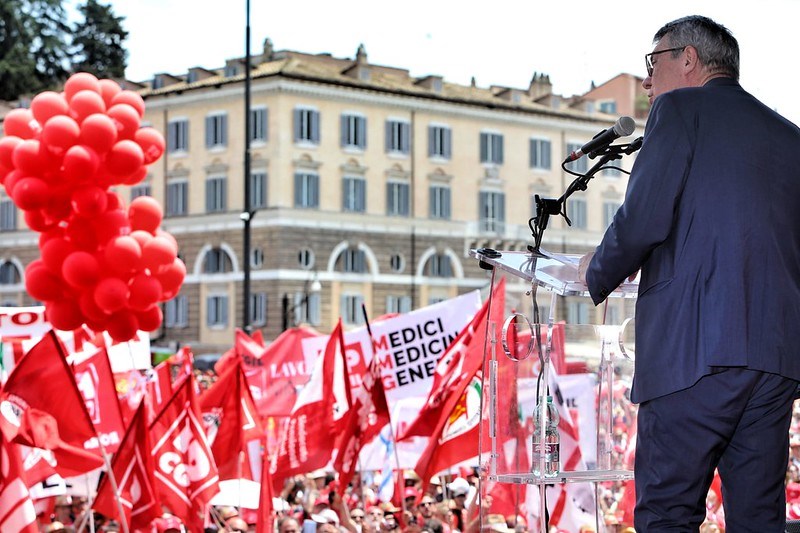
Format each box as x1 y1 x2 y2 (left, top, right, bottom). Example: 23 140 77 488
564 116 636 163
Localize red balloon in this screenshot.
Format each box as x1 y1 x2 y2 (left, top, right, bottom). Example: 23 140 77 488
94 276 129 313
155 229 179 251
3 109 40 139
25 262 63 301
3 170 23 196
41 237 75 273
106 309 139 342
30 91 69 125
156 257 186 299
136 305 163 332
38 228 64 249
130 229 153 250
71 185 108 217
142 235 177 271
43 193 73 224
104 235 142 275
65 217 99 251
12 177 50 210
134 127 165 165
64 72 100 102
69 90 106 123
121 165 148 186
62 144 100 183
106 140 144 177
0 136 22 169
128 272 162 311
41 115 81 155
128 196 163 233
24 209 56 232
110 90 145 118
78 290 110 322
12 140 44 176
106 191 123 211
62 251 101 289
46 299 85 331
107 104 141 139
98 79 122 108
79 113 118 154
93 209 130 246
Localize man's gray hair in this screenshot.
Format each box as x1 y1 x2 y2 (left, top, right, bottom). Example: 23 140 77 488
654 15 739 80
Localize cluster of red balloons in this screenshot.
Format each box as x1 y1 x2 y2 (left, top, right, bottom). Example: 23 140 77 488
0 72 186 342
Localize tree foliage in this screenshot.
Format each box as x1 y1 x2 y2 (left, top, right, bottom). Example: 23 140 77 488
71 0 128 78
0 0 128 101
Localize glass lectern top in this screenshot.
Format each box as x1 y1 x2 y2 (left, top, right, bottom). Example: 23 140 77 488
469 248 639 298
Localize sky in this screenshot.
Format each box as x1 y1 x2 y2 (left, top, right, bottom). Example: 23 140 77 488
71 0 797 124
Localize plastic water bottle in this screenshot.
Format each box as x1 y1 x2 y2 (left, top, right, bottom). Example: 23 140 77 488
532 395 560 477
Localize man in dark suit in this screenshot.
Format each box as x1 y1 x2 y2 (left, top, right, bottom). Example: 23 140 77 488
578 15 800 531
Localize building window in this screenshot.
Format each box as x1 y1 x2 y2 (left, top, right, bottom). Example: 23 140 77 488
479 191 505 233
251 247 265 269
207 295 229 327
249 107 268 143
0 197 17 231
603 164 622 178
206 176 227 213
385 120 410 154
429 185 451 220
567 197 588 229
427 254 452 277
340 248 366 273
130 183 151 199
205 113 228 149
250 292 267 326
428 125 452 159
0 262 20 285
203 248 233 273
249 171 267 209
341 114 367 150
603 201 621 229
294 292 321 326
386 181 409 216
342 176 366 213
386 295 412 314
294 107 320 144
480 132 504 164
599 100 617 114
389 253 404 273
294 172 319 208
530 138 552 170
567 300 590 324
167 119 189 153
298 249 315 269
224 64 237 77
166 181 188 216
341 294 365 325
164 295 188 328
566 142 588 174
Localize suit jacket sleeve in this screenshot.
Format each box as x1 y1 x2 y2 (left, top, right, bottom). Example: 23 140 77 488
586 93 695 305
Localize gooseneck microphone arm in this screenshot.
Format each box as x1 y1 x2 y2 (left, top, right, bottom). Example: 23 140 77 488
528 135 643 256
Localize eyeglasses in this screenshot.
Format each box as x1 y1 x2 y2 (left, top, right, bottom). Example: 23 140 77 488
645 46 686 76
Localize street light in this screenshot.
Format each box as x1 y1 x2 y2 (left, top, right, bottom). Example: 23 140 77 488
281 277 322 331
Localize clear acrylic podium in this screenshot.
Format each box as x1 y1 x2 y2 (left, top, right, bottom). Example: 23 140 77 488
469 248 638 532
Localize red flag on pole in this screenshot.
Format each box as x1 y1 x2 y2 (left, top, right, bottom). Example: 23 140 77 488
72 346 126 454
0 434 38 533
150 375 220 530
93 401 161 530
270 320 345 489
199 360 264 480
256 440 275 533
0 330 103 476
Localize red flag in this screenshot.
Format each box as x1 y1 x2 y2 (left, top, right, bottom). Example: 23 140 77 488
94 402 161 530
146 359 174 415
332 337 391 490
270 321 344 489
72 346 126 453
199 360 264 480
0 434 38 533
256 442 275 533
218 327 321 417
150 376 219 530
400 278 505 442
0 331 103 476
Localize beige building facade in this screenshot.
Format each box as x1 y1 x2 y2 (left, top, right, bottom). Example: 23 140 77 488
0 43 644 353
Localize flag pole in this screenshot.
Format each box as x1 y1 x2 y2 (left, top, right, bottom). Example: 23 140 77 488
99 442 131 533
360 305 407 516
